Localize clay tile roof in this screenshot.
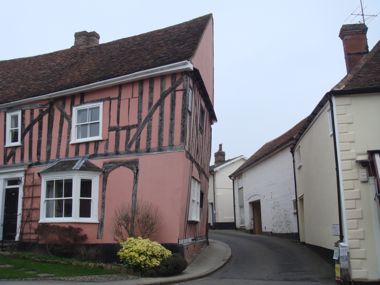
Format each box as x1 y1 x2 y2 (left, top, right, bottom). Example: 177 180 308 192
334 40 380 91
40 158 102 174
0 14 212 105
230 117 309 178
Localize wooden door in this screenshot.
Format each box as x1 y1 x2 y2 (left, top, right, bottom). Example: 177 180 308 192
251 200 262 234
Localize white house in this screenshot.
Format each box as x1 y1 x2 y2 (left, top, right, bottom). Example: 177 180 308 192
294 24 380 282
230 119 307 236
208 144 246 229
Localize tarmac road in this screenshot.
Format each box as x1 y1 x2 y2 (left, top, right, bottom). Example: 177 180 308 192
177 229 336 285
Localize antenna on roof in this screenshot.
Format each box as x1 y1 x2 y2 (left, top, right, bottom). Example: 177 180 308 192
349 0 378 25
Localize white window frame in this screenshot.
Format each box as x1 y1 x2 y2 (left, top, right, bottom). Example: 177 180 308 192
39 171 99 223
187 88 193 112
327 109 333 136
5 110 22 147
71 102 103 144
296 145 302 169
188 178 201 222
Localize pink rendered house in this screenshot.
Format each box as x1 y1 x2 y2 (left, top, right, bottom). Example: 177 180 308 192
0 14 216 260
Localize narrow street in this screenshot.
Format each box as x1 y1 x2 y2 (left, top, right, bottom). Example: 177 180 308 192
178 230 336 285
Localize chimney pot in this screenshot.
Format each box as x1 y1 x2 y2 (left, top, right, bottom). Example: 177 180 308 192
73 31 100 48
339 23 369 73
214 144 226 166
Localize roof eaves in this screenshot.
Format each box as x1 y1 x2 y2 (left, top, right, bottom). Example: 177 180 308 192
230 141 293 178
212 155 246 172
0 61 193 110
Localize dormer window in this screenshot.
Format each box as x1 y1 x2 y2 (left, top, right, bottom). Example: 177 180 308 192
5 110 21 147
71 102 103 143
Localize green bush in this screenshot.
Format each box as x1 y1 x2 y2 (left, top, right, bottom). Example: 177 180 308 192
117 237 171 271
147 253 188 277
35 224 87 257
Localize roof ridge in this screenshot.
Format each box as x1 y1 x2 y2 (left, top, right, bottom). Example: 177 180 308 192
231 117 308 178
1 14 212 63
0 14 212 104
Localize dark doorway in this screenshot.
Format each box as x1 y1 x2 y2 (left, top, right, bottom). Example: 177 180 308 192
3 186 19 241
251 200 262 234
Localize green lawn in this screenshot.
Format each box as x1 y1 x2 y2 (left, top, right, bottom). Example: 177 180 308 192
0 254 120 279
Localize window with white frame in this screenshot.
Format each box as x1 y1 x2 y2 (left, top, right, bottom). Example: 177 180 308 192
296 145 302 169
238 185 245 226
5 110 21 147
40 172 99 223
327 109 333 136
187 88 193 112
188 178 201 222
71 102 102 143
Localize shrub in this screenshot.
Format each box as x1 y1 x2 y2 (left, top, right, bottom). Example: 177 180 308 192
145 253 188 277
114 201 159 241
35 224 87 257
117 237 171 271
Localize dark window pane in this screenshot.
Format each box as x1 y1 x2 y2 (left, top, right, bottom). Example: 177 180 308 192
77 109 88 124
56 180 63 197
77 125 88 139
64 199 72 217
89 123 99 137
55 200 63 217
80 199 91 218
11 130 18 143
7 179 20 186
46 201 54 217
10 114 18 128
89 107 99 121
46 181 54 198
64 179 72 197
80 179 92 197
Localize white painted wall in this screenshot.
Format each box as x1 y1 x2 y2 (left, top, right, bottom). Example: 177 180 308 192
208 157 245 224
235 147 298 234
294 103 340 250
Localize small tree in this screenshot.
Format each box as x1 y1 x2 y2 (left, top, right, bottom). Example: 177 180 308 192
114 201 159 241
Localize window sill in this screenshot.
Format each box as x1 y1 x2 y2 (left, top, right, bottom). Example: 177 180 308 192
39 218 99 224
70 137 103 144
188 220 199 224
5 143 22 148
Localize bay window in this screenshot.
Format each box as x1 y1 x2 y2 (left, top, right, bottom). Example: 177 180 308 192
40 172 99 223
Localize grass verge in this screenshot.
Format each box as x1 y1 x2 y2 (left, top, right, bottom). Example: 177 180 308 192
0 252 121 279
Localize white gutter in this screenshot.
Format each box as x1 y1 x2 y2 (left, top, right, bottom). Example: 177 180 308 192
332 96 348 243
213 155 246 172
0 61 193 110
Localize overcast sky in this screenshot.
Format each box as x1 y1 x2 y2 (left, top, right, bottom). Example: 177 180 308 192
1 1 379 163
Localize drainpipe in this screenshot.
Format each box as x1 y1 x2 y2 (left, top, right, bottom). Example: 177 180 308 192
212 171 216 226
232 177 237 229
329 96 346 242
291 147 301 242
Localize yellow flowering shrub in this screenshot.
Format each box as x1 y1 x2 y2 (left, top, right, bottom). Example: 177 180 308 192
117 237 172 270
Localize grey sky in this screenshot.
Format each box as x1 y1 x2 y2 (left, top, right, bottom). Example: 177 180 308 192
1 1 379 162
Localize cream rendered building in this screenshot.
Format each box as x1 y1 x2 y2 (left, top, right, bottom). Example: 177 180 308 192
208 144 246 229
294 24 380 282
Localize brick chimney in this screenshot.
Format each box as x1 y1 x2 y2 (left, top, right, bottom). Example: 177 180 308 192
214 144 226 166
339 24 369 73
73 31 100 48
